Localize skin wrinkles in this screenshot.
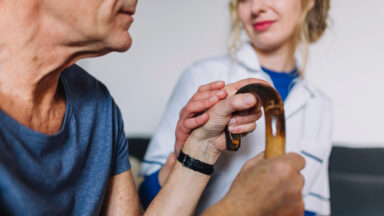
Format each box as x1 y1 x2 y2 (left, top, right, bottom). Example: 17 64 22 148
0 0 137 134
1 1 306 215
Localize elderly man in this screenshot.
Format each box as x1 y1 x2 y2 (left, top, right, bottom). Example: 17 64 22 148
0 0 305 215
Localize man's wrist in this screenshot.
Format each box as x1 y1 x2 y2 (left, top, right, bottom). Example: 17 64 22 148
182 136 221 165
177 150 214 175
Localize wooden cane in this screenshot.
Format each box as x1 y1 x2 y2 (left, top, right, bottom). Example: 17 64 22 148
225 83 286 159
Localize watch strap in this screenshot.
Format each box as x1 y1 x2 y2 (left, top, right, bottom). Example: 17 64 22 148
177 151 214 175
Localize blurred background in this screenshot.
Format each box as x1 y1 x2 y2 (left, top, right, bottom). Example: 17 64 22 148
78 0 384 215
79 0 383 146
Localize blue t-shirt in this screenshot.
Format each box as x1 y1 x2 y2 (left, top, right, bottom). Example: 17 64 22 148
0 65 131 215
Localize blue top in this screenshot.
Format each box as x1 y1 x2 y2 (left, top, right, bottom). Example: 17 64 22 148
138 170 161 209
0 65 131 215
261 66 299 102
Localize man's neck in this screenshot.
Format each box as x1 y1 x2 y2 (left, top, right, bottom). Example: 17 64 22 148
0 42 72 134
0 2 76 134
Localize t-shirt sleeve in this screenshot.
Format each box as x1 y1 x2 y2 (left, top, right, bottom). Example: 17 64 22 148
111 102 131 176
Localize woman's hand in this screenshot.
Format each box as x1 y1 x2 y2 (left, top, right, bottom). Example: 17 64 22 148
174 81 228 155
159 81 228 185
182 78 268 165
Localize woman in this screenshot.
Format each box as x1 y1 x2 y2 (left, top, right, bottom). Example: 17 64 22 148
140 0 332 215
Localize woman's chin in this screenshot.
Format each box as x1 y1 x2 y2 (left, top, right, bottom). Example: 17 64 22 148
251 39 286 53
250 33 296 53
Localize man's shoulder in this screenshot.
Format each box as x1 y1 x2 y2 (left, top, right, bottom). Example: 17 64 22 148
60 64 119 116
61 64 112 102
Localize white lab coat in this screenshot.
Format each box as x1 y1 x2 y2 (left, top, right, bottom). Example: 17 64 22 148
140 42 333 215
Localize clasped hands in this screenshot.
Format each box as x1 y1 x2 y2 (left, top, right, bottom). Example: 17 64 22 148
160 78 305 216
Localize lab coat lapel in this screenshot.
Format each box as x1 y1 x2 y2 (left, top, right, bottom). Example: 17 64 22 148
236 43 262 72
284 80 313 119
235 42 312 119
233 42 274 83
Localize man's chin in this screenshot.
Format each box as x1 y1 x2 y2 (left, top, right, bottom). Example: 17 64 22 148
108 33 133 52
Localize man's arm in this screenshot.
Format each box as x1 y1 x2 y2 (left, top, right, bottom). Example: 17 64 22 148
101 153 305 216
139 81 228 209
202 153 305 216
102 78 305 216
101 170 141 216
144 79 263 215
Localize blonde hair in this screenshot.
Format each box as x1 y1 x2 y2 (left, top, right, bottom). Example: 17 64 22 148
229 0 330 72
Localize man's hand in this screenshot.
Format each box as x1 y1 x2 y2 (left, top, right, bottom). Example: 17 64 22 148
204 153 306 216
159 81 227 185
183 78 267 164
161 78 267 184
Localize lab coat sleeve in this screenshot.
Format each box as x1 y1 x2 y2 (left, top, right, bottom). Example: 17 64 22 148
139 64 207 176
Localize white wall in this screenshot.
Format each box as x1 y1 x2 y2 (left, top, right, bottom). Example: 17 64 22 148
306 0 384 146
79 0 384 147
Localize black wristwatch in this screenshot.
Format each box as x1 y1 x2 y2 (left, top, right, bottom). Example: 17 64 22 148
177 151 214 175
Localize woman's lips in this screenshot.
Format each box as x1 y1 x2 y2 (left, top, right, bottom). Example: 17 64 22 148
253 21 275 32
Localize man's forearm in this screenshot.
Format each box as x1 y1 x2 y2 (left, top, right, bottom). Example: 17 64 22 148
144 161 210 216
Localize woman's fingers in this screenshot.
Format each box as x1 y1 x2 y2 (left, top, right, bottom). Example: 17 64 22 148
185 96 219 113
179 82 227 120
197 81 225 92
192 90 227 101
175 81 227 154
183 113 209 130
178 99 218 138
186 90 227 114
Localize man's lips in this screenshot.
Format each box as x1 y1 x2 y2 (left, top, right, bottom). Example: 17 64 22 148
120 9 135 16
253 21 275 32
119 9 135 30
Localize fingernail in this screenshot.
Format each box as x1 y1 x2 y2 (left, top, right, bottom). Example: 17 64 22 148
209 96 218 102
216 90 225 96
228 118 236 125
216 81 223 86
244 95 255 105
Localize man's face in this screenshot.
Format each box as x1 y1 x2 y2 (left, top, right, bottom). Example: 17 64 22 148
42 0 138 52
